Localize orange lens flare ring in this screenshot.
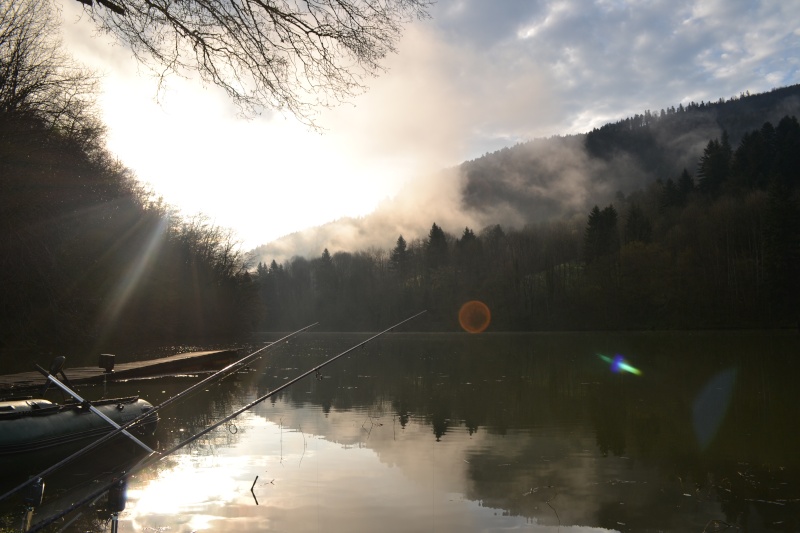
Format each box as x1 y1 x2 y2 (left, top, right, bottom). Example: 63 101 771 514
458 300 491 333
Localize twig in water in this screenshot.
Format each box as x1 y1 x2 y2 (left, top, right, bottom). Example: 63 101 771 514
545 486 561 531
251 475 259 506
299 426 307 467
361 416 375 440
279 417 284 466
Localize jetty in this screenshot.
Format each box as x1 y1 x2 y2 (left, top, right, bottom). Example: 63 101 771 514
0 349 240 395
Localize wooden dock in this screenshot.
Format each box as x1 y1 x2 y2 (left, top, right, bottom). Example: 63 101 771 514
0 349 240 395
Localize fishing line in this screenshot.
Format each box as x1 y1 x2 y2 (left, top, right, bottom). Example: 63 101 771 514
24 311 425 533
0 323 318 504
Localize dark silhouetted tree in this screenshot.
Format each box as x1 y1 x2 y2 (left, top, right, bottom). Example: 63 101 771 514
660 178 681 210
773 116 800 189
425 223 449 271
697 132 732 195
764 182 800 318
584 205 619 263
389 235 409 276
731 127 772 190
678 169 695 200
624 204 652 244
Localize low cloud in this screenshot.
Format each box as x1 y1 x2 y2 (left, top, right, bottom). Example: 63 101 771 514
251 135 641 264
254 167 483 263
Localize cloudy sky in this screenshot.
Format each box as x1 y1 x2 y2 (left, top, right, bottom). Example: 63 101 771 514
60 0 800 250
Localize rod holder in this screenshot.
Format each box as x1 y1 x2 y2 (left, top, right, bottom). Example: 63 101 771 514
99 354 115 373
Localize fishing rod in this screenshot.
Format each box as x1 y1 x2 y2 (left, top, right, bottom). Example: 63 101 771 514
0 323 317 505
24 311 425 533
34 363 155 454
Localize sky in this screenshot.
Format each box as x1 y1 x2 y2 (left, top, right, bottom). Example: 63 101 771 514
59 0 800 252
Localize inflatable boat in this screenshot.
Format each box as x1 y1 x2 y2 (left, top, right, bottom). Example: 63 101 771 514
0 396 157 455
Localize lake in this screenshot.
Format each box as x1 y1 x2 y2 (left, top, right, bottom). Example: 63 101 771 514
9 331 800 532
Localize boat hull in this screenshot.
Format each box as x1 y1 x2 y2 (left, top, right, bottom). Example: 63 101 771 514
0 396 157 455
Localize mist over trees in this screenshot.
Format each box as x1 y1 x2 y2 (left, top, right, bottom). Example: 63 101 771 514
254 111 800 331
252 85 800 263
461 85 800 229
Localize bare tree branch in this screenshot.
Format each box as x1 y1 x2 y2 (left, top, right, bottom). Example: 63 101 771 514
1 0 103 146
75 0 432 125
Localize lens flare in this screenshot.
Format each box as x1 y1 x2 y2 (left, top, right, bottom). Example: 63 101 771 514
692 367 737 450
598 353 642 376
458 300 491 333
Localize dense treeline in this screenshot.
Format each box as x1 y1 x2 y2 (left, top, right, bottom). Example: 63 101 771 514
255 116 800 331
0 0 258 357
585 85 800 163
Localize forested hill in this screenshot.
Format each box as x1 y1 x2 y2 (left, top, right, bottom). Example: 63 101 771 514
460 84 800 227
253 87 800 332
253 85 800 263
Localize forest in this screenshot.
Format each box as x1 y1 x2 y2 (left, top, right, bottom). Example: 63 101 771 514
254 112 800 332
2 0 799 360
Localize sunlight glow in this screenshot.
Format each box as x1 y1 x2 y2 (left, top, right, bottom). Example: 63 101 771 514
59 1 412 250
126 454 245 530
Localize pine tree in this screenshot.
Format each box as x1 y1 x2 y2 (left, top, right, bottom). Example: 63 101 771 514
660 178 680 210
624 205 652 244
697 136 731 195
425 223 449 270
389 235 409 275
584 205 619 263
774 116 800 189
678 168 695 200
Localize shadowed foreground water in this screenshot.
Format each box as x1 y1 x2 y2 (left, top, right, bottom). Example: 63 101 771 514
7 331 800 532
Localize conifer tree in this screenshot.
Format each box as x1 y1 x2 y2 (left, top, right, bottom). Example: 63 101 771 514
425 223 449 270
389 235 409 276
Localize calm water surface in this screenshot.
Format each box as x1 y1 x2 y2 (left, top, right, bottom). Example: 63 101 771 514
13 332 800 532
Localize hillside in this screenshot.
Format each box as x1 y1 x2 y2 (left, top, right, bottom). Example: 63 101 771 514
252 85 800 263
248 87 800 331
462 84 800 220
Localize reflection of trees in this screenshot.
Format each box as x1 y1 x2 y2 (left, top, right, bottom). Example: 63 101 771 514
246 333 800 453
97 334 799 529
589 379 628 457
250 334 589 435
236 332 800 528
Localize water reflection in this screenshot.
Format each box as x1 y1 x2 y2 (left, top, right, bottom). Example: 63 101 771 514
0 438 150 532
14 332 799 532
121 406 621 533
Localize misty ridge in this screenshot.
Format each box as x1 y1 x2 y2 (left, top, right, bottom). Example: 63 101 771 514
252 84 800 264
